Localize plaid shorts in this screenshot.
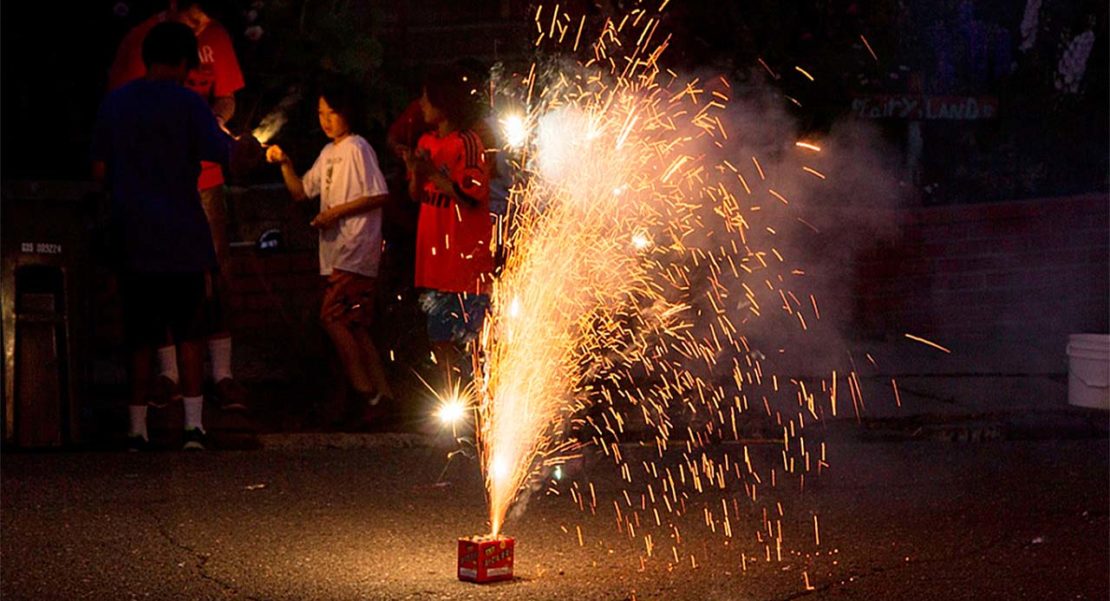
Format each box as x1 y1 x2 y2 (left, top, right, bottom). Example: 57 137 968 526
321 270 376 328
419 290 489 345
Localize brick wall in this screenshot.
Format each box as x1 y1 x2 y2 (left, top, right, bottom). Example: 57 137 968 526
856 194 1109 366
213 192 1110 379
80 190 1108 385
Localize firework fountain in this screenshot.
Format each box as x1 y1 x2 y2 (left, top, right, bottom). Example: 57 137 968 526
458 0 906 580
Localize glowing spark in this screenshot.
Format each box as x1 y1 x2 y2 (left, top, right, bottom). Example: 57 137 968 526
802 166 826 179
860 34 879 62
795 141 822 152
904 333 952 354
794 66 815 81
437 396 468 425
757 57 779 79
500 113 529 149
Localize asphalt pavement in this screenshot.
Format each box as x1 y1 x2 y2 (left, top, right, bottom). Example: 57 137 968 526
2 434 1107 600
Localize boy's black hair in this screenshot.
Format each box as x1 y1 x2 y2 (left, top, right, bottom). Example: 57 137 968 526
318 76 367 135
177 0 223 18
141 21 199 70
422 64 484 130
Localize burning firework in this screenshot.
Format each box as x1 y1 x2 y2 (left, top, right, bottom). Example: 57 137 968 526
461 0 901 579
251 90 302 145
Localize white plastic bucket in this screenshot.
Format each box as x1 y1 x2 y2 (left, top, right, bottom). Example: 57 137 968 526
1066 334 1110 410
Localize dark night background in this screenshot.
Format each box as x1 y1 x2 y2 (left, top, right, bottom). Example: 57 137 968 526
0 0 1106 445
2 0 1107 203
0 4 1107 599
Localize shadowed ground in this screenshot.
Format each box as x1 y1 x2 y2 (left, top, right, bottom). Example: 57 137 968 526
2 434 1107 600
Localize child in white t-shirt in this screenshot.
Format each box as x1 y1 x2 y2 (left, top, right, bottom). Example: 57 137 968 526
266 81 394 425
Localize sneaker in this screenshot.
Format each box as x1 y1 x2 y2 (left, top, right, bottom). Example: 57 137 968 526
147 375 181 409
127 434 152 452
182 428 208 451
214 378 250 412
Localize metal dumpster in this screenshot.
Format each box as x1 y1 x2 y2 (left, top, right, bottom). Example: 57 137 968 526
2 181 98 447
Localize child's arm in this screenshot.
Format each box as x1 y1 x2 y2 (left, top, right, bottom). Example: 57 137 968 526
309 194 390 229
429 130 488 208
426 171 480 208
402 147 433 203
266 145 309 201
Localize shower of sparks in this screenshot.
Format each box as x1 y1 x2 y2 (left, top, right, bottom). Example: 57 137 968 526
466 0 895 573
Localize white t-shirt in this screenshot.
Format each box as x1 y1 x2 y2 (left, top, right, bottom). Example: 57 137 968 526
302 135 389 277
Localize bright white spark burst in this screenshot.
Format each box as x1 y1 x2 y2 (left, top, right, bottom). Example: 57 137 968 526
500 113 529 149
436 396 468 425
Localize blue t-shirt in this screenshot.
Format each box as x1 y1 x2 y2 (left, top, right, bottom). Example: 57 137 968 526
92 79 229 272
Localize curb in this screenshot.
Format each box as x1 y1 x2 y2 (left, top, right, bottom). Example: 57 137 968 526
257 432 432 450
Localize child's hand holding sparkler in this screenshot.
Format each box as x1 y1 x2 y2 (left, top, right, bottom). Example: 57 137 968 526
265 144 290 165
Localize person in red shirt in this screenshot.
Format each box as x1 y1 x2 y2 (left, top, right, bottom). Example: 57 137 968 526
107 0 248 412
403 65 494 385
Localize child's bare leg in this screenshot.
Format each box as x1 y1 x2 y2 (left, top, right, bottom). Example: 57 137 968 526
324 320 375 394
352 327 393 398
177 339 206 398
130 348 153 407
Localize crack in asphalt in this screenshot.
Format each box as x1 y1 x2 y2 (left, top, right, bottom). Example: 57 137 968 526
769 533 1013 601
148 512 264 601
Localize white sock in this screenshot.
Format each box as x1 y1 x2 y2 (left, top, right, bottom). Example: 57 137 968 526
208 337 233 383
157 345 179 384
183 396 205 432
129 405 148 440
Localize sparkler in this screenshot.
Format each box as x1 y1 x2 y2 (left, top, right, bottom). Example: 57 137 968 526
457 0 898 580
499 113 529 149
437 396 468 425
251 91 302 145
251 111 286 145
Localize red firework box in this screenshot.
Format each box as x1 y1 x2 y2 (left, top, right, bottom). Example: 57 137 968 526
457 535 515 583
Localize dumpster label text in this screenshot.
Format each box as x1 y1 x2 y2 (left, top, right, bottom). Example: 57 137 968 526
20 242 62 254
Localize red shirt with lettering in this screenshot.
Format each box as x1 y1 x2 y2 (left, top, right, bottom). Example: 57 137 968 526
413 129 494 294
107 12 245 190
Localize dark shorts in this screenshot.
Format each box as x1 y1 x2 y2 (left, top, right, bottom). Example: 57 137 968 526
419 290 489 345
120 272 208 350
321 270 376 328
